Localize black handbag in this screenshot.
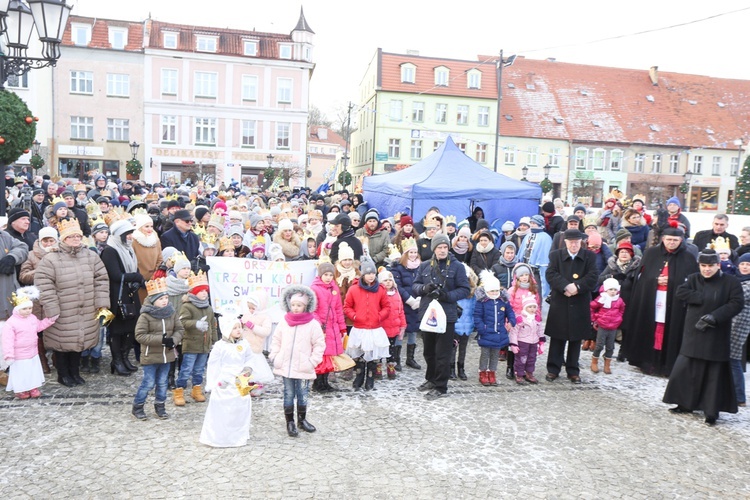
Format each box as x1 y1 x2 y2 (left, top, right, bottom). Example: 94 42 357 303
117 276 138 320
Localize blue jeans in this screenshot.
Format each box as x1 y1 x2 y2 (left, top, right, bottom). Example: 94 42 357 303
730 358 746 404
282 377 309 408
82 326 107 359
394 331 417 346
176 352 208 388
134 363 169 404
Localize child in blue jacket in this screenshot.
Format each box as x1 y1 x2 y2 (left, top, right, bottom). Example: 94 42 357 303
452 264 478 381
473 271 516 386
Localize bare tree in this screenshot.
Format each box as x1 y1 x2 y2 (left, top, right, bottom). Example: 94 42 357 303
308 105 332 127
261 160 305 190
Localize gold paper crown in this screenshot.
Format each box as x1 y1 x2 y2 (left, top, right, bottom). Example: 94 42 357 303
130 195 143 202
50 195 66 207
209 213 225 228
583 215 598 228
85 198 102 216
10 286 38 308
129 207 147 217
99 189 112 198
400 237 418 253
145 277 168 296
89 214 105 228
444 215 457 226
104 210 123 226
13 177 24 184
387 243 402 261
200 232 218 245
631 194 647 203
59 218 82 240
166 193 179 201
145 192 159 202
169 251 189 266
236 371 259 397
219 236 234 252
712 236 731 252
74 183 87 192
187 270 209 289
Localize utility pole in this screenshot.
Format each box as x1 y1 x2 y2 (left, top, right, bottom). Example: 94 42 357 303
344 101 354 169
493 50 516 173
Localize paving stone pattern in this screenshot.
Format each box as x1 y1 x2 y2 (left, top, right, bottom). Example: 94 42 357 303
1 341 749 498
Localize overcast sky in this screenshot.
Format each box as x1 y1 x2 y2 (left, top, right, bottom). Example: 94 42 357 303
74 0 750 124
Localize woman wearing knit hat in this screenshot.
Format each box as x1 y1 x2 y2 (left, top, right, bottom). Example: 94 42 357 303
450 226 473 263
101 219 145 376
309 261 347 392
392 214 415 248
390 237 423 370
377 267 407 380
273 217 302 260
166 254 192 389
132 214 163 306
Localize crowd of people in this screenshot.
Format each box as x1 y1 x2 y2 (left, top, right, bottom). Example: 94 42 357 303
1 173 748 447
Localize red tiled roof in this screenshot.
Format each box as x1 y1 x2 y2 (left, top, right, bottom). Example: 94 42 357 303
308 126 346 147
62 15 144 51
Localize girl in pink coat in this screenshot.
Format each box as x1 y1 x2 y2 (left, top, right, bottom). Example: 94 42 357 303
378 268 406 380
506 263 542 379
310 261 347 392
1 287 57 399
590 278 626 374
269 285 326 438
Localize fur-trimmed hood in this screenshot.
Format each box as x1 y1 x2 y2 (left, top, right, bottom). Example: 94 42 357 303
280 284 317 313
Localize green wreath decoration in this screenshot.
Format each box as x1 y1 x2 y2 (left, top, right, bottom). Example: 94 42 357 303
679 183 689 194
539 178 553 194
338 170 352 187
126 158 143 176
30 154 45 170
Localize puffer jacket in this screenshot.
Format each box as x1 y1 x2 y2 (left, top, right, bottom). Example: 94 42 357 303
507 279 542 322
18 240 55 319
390 261 421 332
310 276 346 356
381 289 406 338
590 296 626 331
509 316 545 346
473 287 516 349
35 242 109 352
2 312 55 361
355 226 390 266
178 296 217 353
344 279 390 329
412 254 471 323
0 231 29 321
134 299 184 365
454 296 476 336
242 311 272 354
269 284 326 380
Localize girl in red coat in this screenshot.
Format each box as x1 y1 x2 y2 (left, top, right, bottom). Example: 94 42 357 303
590 278 626 374
310 261 347 392
378 268 406 380
343 258 391 391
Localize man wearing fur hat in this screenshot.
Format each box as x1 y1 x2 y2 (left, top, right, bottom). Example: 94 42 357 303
355 208 389 267
663 248 743 425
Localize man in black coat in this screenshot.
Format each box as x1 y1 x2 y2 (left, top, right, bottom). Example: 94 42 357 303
328 213 363 264
544 229 599 384
691 214 739 251
663 249 743 425
160 209 200 261
412 234 470 399
622 227 699 376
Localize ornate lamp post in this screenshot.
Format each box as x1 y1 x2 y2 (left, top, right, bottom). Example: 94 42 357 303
681 170 693 210
520 165 528 182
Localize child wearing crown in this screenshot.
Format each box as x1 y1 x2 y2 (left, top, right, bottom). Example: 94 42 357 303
175 271 217 407
200 306 273 447
2 287 58 399
132 278 183 420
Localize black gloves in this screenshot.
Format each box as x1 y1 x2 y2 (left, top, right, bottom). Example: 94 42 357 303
437 288 449 301
0 255 15 275
695 314 717 332
422 283 438 296
162 336 175 348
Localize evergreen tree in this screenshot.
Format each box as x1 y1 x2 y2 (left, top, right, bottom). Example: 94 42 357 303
733 156 750 214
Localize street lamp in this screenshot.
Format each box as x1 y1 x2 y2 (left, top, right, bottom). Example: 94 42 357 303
266 154 274 168
543 163 552 179
31 139 40 156
521 165 528 182
129 141 139 159
681 170 693 210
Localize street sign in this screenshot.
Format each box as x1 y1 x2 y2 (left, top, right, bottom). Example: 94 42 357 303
375 152 388 161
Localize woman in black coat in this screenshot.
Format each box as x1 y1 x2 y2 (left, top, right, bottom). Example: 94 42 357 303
100 220 145 375
469 231 500 277
389 244 423 369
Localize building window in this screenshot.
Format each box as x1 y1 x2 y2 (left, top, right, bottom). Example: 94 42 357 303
195 118 217 145
161 115 176 143
549 147 561 167
70 71 93 94
196 36 217 52
456 105 468 125
456 143 466 153
279 44 292 59
303 46 312 62
401 63 415 83
477 106 489 126
504 145 516 165
161 68 178 95
712 156 721 175
527 146 539 167
241 75 258 101
388 139 400 158
435 103 447 124
433 141 443 152
71 24 91 46
243 40 258 56
434 66 449 86
669 154 679 174
410 140 422 160
241 120 256 148
731 156 740 176
6 73 28 89
107 118 130 141
163 32 178 49
194 72 217 98
277 78 293 104
476 143 487 163
575 148 588 170
652 154 662 173
70 116 93 140
591 149 605 170
633 153 645 173
389 100 403 121
693 155 703 175
108 27 128 50
276 122 290 149
412 102 424 122
467 70 481 89
106 74 130 97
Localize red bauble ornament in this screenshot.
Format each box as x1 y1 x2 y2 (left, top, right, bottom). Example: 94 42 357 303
0 137 4 145
23 149 29 154
25 116 33 124
33 117 39 122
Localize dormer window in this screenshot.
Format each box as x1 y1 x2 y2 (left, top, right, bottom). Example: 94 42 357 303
434 66 449 86
401 63 416 84
71 23 91 46
244 40 258 56
279 44 292 59
163 32 178 49
467 69 481 89
196 36 217 53
108 27 128 50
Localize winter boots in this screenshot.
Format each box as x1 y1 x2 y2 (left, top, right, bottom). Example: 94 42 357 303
89 357 101 374
285 406 298 437
488 371 498 386
297 406 316 433
80 355 90 373
386 362 397 380
393 345 402 371
449 364 457 380
365 361 377 391
191 385 206 402
603 357 612 374
173 388 186 406
374 362 384 380
353 360 366 390
132 403 147 420
457 363 467 381
154 402 169 419
591 357 600 373
405 344 421 369
479 370 490 386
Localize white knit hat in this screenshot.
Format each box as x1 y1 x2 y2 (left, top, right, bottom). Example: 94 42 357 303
378 268 393 283
338 242 354 261
38 226 58 241
134 214 152 230
479 270 500 292
278 218 294 232
603 278 621 291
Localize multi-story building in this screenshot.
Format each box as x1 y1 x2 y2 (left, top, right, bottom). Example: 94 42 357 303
307 126 345 190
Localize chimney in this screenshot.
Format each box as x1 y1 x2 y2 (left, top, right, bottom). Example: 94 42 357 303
406 49 419 56
318 128 328 140
649 66 659 86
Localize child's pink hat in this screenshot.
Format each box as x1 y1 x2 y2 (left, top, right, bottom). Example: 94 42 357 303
522 295 537 309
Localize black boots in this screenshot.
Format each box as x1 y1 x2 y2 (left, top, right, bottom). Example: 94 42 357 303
406 344 421 369
457 363 468 381
353 360 366 390
122 342 138 372
393 345 402 371
110 336 131 376
168 361 176 389
80 355 90 373
365 361 377 391
132 403 147 420
312 374 326 392
154 402 169 419
285 406 298 437
297 406 316 433
505 350 515 380
449 363 457 380
89 357 101 374
55 351 75 387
